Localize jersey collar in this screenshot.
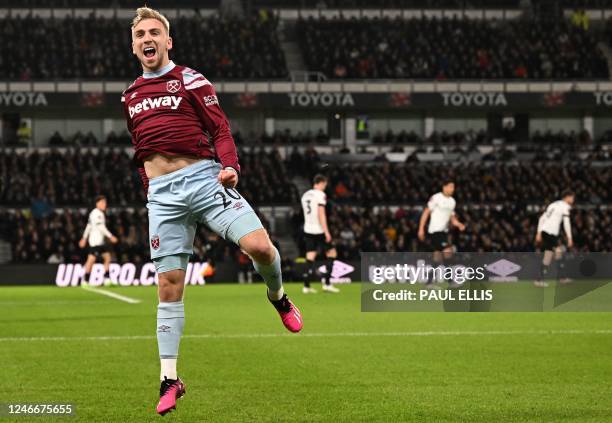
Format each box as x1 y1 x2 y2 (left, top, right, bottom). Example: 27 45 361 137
143 60 176 79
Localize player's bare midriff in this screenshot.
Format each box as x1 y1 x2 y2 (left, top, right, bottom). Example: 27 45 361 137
144 153 203 179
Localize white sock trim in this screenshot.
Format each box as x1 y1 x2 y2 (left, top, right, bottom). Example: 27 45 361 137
160 358 178 381
267 286 284 301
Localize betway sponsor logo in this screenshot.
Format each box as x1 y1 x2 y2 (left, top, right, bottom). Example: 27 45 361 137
0 92 48 107
442 92 507 107
55 262 207 287
128 95 182 117
288 92 355 107
595 92 612 106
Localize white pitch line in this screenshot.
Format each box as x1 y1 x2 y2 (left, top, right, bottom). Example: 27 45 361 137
81 286 141 304
1 329 611 342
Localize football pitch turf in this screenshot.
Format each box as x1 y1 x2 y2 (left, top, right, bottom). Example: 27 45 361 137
2 283 611 422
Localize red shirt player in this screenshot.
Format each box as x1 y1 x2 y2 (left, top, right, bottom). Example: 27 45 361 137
124 7 302 416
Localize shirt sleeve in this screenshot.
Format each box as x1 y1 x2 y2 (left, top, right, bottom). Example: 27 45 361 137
94 212 113 239
82 223 91 240
187 80 240 173
318 191 327 206
427 195 437 210
563 205 572 240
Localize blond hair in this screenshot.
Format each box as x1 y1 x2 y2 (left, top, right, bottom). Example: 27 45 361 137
132 7 170 34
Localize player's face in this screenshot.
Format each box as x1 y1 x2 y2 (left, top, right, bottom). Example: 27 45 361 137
97 199 107 211
565 195 575 205
443 183 455 196
132 19 172 72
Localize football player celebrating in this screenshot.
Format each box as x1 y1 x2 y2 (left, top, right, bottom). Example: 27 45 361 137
122 7 302 416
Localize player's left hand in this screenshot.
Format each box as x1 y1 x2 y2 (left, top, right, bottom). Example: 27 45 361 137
218 167 238 188
457 223 466 232
567 239 574 249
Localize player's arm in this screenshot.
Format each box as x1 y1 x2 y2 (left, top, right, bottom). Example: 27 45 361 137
418 207 430 241
535 212 546 244
563 214 573 248
79 224 91 248
96 215 118 244
188 80 240 188
318 205 332 243
450 213 465 231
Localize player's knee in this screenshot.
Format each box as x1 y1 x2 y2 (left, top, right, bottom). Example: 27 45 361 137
240 229 276 264
247 242 276 265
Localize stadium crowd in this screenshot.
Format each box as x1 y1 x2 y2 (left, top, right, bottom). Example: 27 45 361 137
298 16 608 79
305 205 612 259
324 162 611 205
0 148 297 206
0 207 273 265
0 13 286 80
5 201 610 265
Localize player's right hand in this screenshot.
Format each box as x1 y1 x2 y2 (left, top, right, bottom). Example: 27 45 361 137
325 232 332 243
218 167 238 188
535 232 542 245
110 236 119 244
78 239 86 249
418 229 425 241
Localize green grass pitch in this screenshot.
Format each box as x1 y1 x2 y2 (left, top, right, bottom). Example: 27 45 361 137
1 283 612 422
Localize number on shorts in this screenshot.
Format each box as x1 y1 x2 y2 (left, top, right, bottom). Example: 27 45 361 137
214 188 242 209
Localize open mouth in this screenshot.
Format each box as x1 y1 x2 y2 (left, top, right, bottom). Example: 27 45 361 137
143 46 156 58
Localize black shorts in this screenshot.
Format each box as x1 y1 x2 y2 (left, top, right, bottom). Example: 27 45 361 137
304 233 334 253
88 245 111 258
428 231 450 251
541 232 559 251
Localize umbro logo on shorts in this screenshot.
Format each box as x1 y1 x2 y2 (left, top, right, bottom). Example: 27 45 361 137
151 235 160 250
158 325 171 333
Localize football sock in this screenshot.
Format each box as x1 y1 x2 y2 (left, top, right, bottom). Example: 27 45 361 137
324 258 334 285
160 358 177 381
304 259 315 288
157 301 184 380
104 270 110 278
540 264 550 280
557 257 566 279
253 247 284 300
83 272 90 284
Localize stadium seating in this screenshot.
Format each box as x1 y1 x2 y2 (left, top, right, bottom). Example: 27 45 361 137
1 138 610 263
0 148 297 206
309 205 612 260
0 13 286 80
0 207 271 264
323 162 611 204
297 16 609 79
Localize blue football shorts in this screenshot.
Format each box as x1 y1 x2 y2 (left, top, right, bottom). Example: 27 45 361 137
146 160 263 262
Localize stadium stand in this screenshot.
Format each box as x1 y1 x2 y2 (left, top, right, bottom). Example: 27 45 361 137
1 136 610 263
297 16 609 79
0 13 286 80
0 147 298 206
309 205 612 259
0 207 274 265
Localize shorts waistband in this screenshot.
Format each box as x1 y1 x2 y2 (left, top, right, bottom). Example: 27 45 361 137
148 159 217 186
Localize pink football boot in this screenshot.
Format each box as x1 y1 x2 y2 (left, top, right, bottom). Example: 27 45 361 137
270 293 303 333
156 377 186 416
